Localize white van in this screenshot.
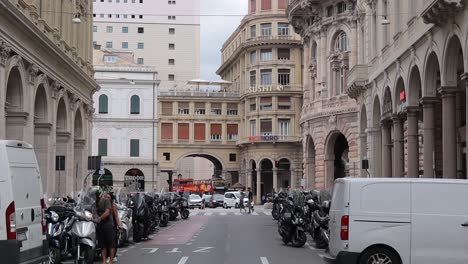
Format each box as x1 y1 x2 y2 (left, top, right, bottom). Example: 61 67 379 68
0 141 48 264
324 178 468 264
223 191 249 208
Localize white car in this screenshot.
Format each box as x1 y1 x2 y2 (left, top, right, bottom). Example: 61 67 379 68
188 194 202 208
0 140 48 263
223 191 249 208
324 178 468 264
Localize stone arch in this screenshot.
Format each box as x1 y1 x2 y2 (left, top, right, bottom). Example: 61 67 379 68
5 62 27 140
423 52 441 97
382 86 393 119
305 134 316 189
408 66 422 107
34 84 49 123
393 76 406 113
372 95 382 177
442 34 464 86
175 151 226 178
324 130 350 188
327 25 352 53
259 158 274 199
56 97 68 132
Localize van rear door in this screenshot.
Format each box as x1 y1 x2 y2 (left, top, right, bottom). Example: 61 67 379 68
328 179 350 257
7 145 44 253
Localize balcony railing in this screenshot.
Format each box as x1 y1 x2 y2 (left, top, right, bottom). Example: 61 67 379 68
245 35 295 43
158 90 240 98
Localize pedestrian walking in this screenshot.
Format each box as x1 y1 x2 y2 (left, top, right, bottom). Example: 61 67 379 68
247 187 254 214
239 192 247 213
107 193 122 263
95 191 116 264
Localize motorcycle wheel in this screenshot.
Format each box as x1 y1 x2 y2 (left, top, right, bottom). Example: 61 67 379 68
48 247 61 264
159 214 168 227
315 233 328 249
291 231 307 248
181 209 189 219
74 245 94 264
282 235 290 245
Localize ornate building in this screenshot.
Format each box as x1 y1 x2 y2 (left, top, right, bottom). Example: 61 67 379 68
0 0 97 195
218 0 303 203
288 0 360 189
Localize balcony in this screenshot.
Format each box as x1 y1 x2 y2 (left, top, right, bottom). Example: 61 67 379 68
422 0 464 25
158 90 240 98
244 35 301 48
346 64 368 99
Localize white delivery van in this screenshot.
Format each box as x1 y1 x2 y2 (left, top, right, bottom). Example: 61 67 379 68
324 178 468 264
0 140 48 264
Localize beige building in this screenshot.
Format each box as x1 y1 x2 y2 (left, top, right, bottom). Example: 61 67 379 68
217 0 303 203
289 0 468 186
0 0 97 195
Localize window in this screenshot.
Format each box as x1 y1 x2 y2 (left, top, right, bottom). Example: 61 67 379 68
137 58 144 64
250 98 256 112
162 102 173 115
105 41 113 48
326 6 334 17
250 71 256 87
337 67 345 95
104 56 117 63
122 42 128 49
123 14 128 18
278 119 290 136
161 123 173 140
260 97 272 111
122 26 128 33
278 69 291 85
260 49 272 61
116 14 120 18
337 2 347 13
168 16 176 20
93 26 97 32
137 42 144 49
227 103 238 115
250 0 256 13
278 23 289 36
169 28 175 34
130 95 140 114
163 152 171 161
194 103 205 115
250 51 257 64
260 119 272 136
168 74 175 81
139 15 143 19
194 123 206 141
250 120 256 136
138 27 144 33
278 0 287 9
211 103 222 115
335 32 348 51
227 124 238 140
100 14 104 18
210 124 222 141
98 139 108 156
108 14 112 18
261 0 271 10
131 15 135 19
178 102 189 115
178 123 189 140
261 23 272 36
229 153 237 162
278 96 291 110
130 139 139 157
106 26 113 33
168 59 175 65
260 69 272 85
169 43 175 50
140 0 143 3
99 94 109 113
250 25 256 38
278 48 290 60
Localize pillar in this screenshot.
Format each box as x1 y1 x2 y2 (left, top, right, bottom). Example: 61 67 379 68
392 115 404 177
462 74 468 178
406 107 419 177
291 169 297 190
439 87 458 179
256 169 261 205
381 120 392 177
369 127 382 177
272 168 278 193
247 169 253 189
422 98 436 178
359 132 368 177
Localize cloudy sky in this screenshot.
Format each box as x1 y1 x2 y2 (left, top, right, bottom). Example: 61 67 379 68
200 0 248 81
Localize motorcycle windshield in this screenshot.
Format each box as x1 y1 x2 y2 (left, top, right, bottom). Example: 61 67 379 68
116 187 129 206
75 187 98 214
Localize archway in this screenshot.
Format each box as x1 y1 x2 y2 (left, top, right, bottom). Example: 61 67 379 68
394 77 406 177
325 131 349 188
360 105 368 177
55 98 69 195
372 96 382 177
259 159 274 203
407 66 424 177
74 109 85 191
93 168 113 188
124 168 145 191
277 158 291 191
5 67 25 140
33 84 51 192
306 136 316 188
176 153 224 180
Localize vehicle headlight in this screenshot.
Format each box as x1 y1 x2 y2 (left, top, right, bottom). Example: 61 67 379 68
84 211 93 221
51 211 59 222
299 218 304 224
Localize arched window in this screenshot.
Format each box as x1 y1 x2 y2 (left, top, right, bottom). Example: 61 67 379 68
99 94 108 114
335 32 348 52
130 95 140 114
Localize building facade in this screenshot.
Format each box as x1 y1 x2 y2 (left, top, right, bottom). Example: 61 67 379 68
0 0 97 196
289 0 468 185
92 0 200 90
93 49 159 191
217 0 303 203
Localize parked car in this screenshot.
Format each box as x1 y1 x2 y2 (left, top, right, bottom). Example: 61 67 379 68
323 178 468 264
201 194 212 207
0 140 49 264
223 191 249 208
209 194 224 208
188 194 203 208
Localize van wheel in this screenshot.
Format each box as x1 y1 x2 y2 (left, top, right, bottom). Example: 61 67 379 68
360 247 401 264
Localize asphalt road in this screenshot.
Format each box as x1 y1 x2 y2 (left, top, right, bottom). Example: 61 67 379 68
113 207 326 264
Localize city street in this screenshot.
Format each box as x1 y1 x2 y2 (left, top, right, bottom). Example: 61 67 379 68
116 208 325 264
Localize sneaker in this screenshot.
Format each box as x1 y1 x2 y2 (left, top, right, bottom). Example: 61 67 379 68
114 256 118 262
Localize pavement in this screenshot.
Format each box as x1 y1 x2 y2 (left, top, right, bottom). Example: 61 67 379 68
65 207 326 264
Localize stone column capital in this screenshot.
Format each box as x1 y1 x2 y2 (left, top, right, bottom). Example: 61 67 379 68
420 96 439 105
380 118 393 127
438 86 459 96
405 106 420 115
392 114 404 123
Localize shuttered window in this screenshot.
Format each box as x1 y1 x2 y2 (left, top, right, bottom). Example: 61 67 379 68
178 123 190 140
195 102 206 115
211 124 222 141
162 102 173 115
278 0 287 9
211 103 222 115
99 94 108 114
130 95 140 114
250 0 256 13
227 124 238 140
98 138 108 156
260 97 272 110
260 119 272 135
194 123 206 141
278 96 291 109
178 102 190 115
130 139 139 157
161 123 173 140
227 103 238 115
261 0 271 10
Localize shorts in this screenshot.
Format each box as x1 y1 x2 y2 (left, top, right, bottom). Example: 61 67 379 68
98 227 117 249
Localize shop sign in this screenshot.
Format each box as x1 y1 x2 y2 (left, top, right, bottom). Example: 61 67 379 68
248 85 286 93
249 135 280 142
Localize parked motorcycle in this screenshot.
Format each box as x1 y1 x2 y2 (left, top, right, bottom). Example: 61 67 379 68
305 190 331 249
45 200 75 264
158 195 170 227
115 188 132 247
145 193 160 233
272 192 287 220
277 191 308 248
167 193 190 220
128 192 150 242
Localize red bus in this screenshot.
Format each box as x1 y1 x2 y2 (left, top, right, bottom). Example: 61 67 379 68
173 178 225 193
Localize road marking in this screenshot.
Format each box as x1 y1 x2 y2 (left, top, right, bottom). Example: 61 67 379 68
234 212 242 215
141 248 159 254
178 257 189 264
260 257 270 264
251 212 259 216
166 248 182 253
205 212 213 216
193 247 214 253
129 245 136 249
